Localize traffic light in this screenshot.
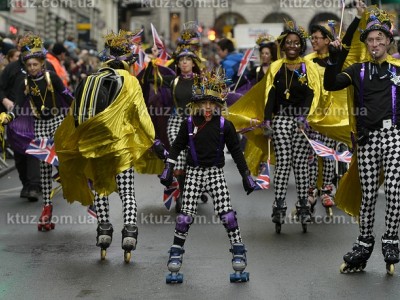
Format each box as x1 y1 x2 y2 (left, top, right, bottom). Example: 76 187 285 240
208 29 216 41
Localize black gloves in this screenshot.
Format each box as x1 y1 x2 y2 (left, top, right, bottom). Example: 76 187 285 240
296 116 309 131
152 139 168 160
263 120 273 139
241 170 256 195
160 161 175 187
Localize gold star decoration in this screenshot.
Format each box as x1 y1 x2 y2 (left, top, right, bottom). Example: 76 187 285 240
33 37 42 48
31 86 40 96
298 74 307 85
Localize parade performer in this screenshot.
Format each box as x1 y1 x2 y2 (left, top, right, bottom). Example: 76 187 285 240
0 33 74 230
54 30 165 262
325 8 400 275
160 70 256 283
228 20 321 234
307 3 366 217
140 25 205 212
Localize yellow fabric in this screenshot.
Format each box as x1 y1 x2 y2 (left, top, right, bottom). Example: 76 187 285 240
227 58 321 175
305 52 351 145
54 69 163 205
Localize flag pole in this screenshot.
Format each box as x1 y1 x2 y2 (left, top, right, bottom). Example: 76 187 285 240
338 0 346 39
233 46 255 93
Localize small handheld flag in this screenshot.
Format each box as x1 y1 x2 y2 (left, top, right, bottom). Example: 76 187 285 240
25 138 59 166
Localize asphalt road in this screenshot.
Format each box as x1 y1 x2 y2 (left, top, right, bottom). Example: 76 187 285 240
0 156 399 300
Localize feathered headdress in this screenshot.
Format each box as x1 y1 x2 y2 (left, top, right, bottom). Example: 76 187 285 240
18 33 46 62
256 34 275 47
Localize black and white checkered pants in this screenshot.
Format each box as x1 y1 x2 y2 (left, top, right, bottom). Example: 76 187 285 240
309 132 336 188
357 126 400 238
167 115 187 171
272 115 310 206
176 165 242 244
94 168 137 225
34 115 64 206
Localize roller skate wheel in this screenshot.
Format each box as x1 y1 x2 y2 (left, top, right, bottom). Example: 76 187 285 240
302 223 307 233
166 273 183 284
275 223 281 234
326 207 333 217
37 224 42 231
387 264 395 276
100 249 107 260
124 251 131 263
339 262 348 273
241 272 250 282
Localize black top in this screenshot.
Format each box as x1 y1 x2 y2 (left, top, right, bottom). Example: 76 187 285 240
172 77 194 114
248 66 266 83
0 59 55 113
15 71 74 120
264 65 314 120
168 115 248 174
324 61 400 130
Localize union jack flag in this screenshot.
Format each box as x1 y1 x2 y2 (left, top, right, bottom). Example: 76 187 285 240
163 177 180 210
255 161 270 190
237 47 255 77
308 138 352 163
25 138 59 166
87 205 97 219
151 23 170 61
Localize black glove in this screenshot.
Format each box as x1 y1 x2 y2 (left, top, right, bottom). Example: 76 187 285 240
328 44 340 65
241 170 256 195
263 120 273 139
160 161 175 187
152 139 168 160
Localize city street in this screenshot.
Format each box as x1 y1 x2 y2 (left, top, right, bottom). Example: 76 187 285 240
0 156 399 300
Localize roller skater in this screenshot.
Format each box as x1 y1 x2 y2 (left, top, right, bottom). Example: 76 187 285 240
96 223 113 260
37 204 55 231
326 6 400 275
271 203 287 234
55 30 165 263
229 243 249 282
382 236 399 275
166 245 185 283
121 225 138 263
160 70 255 283
340 236 374 273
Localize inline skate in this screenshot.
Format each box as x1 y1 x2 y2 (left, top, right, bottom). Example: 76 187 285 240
382 236 399 275
320 184 335 217
271 204 287 234
37 205 55 231
229 243 249 283
121 224 138 263
340 235 375 273
96 223 113 260
166 245 185 284
295 200 311 233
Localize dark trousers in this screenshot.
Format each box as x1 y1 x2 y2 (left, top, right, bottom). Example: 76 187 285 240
14 151 41 191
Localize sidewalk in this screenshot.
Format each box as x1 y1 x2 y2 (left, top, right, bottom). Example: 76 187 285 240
0 158 16 178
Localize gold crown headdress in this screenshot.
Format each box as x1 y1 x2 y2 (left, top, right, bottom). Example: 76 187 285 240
99 30 138 62
191 70 228 105
18 33 46 61
360 7 394 42
311 20 339 41
256 34 275 47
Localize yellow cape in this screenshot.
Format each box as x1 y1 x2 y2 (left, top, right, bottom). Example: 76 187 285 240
227 58 321 175
54 69 163 205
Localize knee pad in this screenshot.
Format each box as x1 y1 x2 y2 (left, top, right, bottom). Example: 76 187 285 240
220 210 238 231
175 213 193 234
